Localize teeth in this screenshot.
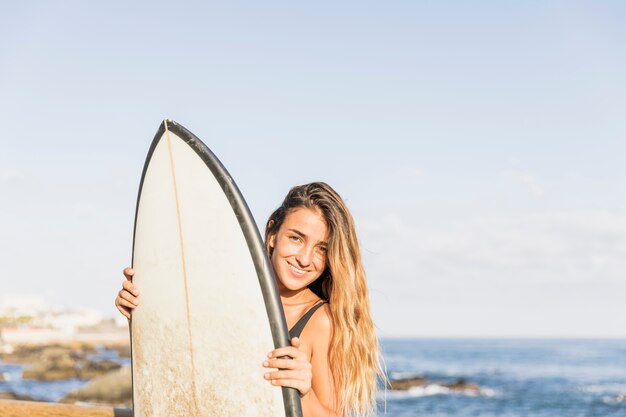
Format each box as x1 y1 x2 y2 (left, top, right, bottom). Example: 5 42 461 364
288 263 306 274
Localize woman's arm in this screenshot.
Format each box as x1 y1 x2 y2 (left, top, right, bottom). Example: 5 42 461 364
301 304 342 416
265 305 342 417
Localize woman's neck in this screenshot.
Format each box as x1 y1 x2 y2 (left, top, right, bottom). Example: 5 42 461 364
278 286 320 306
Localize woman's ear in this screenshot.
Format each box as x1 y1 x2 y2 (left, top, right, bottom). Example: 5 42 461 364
268 233 276 249
267 220 275 248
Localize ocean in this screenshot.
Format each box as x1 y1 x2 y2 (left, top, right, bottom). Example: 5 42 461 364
379 338 626 417
1 338 625 416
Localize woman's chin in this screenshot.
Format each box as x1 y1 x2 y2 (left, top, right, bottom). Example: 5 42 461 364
278 276 310 293
283 282 309 292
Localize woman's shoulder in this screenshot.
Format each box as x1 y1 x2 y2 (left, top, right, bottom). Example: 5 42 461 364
302 302 332 341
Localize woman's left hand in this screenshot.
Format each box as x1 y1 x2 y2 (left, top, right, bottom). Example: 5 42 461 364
263 337 312 397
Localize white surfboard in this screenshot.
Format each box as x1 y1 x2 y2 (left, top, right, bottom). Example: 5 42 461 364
130 120 301 417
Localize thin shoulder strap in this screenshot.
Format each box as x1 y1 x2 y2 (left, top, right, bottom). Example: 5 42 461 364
288 302 327 339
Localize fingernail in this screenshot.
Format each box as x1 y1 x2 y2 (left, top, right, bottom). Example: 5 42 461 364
263 361 269 367
264 373 269 379
267 352 272 358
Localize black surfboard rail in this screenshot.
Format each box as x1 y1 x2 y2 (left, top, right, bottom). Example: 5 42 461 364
130 119 303 417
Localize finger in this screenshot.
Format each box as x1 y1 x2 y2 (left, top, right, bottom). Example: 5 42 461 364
267 378 307 394
268 346 305 360
117 296 139 310
290 337 301 348
122 280 140 297
263 368 311 381
119 289 139 306
123 267 135 280
115 303 131 319
263 371 304 384
263 358 310 370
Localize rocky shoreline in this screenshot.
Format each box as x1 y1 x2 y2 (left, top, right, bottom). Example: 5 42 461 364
389 375 481 394
0 342 133 406
4 344 624 408
60 365 132 406
1 344 492 406
3 342 491 407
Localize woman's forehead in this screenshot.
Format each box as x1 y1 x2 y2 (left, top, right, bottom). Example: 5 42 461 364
282 207 329 240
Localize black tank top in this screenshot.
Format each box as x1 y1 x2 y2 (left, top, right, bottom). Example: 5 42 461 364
288 302 327 339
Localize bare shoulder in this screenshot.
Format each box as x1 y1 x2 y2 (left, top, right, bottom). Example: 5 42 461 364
302 303 332 349
303 303 339 412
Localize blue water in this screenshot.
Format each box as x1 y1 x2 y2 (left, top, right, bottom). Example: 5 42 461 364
0 361 87 402
379 338 626 417
2 339 625 416
0 345 130 402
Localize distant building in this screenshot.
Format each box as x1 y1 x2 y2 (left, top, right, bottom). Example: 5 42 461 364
0 295 128 345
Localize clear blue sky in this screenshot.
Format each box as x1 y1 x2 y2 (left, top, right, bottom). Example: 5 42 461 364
1 1 625 337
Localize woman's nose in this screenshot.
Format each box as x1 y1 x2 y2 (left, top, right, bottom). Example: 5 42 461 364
296 245 314 266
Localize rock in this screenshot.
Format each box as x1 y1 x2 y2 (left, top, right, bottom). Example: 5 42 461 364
18 344 124 381
43 346 80 366
114 344 131 358
0 344 49 364
77 359 121 379
61 365 132 407
389 376 427 390
0 391 38 401
390 375 481 394
442 378 480 394
22 365 78 381
21 346 81 380
0 343 97 364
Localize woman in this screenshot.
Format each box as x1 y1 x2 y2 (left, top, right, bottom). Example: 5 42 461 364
115 182 384 417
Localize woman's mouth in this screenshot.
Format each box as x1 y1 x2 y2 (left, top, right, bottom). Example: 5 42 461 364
287 261 307 275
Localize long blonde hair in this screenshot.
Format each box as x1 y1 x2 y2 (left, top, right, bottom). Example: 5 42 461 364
265 182 384 416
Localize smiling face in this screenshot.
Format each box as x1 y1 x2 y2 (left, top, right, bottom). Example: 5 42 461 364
268 207 329 295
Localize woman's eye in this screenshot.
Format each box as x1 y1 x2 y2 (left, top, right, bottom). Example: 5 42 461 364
288 235 301 242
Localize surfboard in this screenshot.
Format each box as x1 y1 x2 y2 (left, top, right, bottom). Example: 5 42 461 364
130 120 302 417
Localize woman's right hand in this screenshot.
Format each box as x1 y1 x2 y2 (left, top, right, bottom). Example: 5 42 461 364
115 267 140 319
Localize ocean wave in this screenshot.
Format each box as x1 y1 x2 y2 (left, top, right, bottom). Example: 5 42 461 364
379 384 497 400
581 383 626 394
389 371 422 380
601 394 626 405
